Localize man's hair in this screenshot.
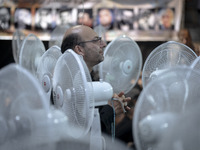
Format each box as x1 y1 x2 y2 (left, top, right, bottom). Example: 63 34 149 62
61 33 82 53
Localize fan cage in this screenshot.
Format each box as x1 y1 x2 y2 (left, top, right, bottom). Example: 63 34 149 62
134 66 200 150
100 34 142 94
52 49 94 138
19 33 46 77
142 41 198 87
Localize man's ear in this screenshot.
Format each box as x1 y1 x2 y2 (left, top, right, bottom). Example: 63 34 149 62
74 45 84 56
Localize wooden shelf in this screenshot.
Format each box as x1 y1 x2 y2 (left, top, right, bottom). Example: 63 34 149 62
105 30 179 42
0 30 179 42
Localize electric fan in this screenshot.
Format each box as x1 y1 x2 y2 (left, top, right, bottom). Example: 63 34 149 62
142 41 198 88
36 45 62 105
55 132 132 150
99 35 142 94
12 29 25 63
19 33 46 77
157 103 200 150
48 24 70 48
133 66 200 150
0 63 70 150
52 49 113 138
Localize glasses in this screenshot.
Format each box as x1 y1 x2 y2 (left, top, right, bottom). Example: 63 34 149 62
77 37 102 45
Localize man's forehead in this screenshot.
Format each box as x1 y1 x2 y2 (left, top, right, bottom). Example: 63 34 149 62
64 25 98 39
78 26 98 38
70 26 83 34
63 26 81 38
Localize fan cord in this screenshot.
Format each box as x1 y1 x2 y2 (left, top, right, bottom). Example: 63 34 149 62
111 98 115 142
110 98 126 142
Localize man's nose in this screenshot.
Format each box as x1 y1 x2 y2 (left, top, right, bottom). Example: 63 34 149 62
101 39 107 48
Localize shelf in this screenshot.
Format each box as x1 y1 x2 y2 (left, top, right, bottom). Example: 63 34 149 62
106 30 179 42
0 30 179 42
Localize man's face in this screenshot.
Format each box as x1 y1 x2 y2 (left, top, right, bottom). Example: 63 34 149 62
80 27 106 67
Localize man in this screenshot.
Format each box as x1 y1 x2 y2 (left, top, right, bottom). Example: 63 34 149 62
61 25 131 135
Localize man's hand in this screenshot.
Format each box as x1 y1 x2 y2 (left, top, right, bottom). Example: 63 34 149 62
108 91 131 116
117 91 131 111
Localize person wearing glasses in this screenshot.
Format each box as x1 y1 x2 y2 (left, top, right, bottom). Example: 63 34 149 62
61 25 131 136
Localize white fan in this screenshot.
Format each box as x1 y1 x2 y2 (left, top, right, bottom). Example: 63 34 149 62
36 45 62 105
99 35 142 94
52 49 113 138
12 29 25 63
55 132 131 150
48 25 70 48
142 41 198 88
19 33 46 77
157 103 200 150
133 66 200 150
0 63 70 150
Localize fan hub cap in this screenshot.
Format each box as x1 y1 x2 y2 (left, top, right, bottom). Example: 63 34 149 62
121 60 133 74
55 86 64 107
42 75 51 93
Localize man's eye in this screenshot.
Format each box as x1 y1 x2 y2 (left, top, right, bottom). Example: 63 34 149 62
94 39 99 41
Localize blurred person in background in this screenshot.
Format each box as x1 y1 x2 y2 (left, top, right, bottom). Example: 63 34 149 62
178 28 200 56
98 8 114 30
35 9 52 30
14 8 31 29
77 10 93 28
159 8 174 30
58 9 76 26
116 9 134 31
0 7 10 30
138 9 157 30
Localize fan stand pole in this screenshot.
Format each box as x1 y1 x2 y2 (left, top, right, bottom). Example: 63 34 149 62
89 108 103 150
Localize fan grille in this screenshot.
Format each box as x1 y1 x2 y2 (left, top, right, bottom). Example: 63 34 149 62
134 66 200 150
36 45 62 87
100 35 142 94
53 49 94 138
49 25 70 48
157 103 200 150
12 30 25 63
0 64 54 149
142 41 198 87
19 34 46 77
